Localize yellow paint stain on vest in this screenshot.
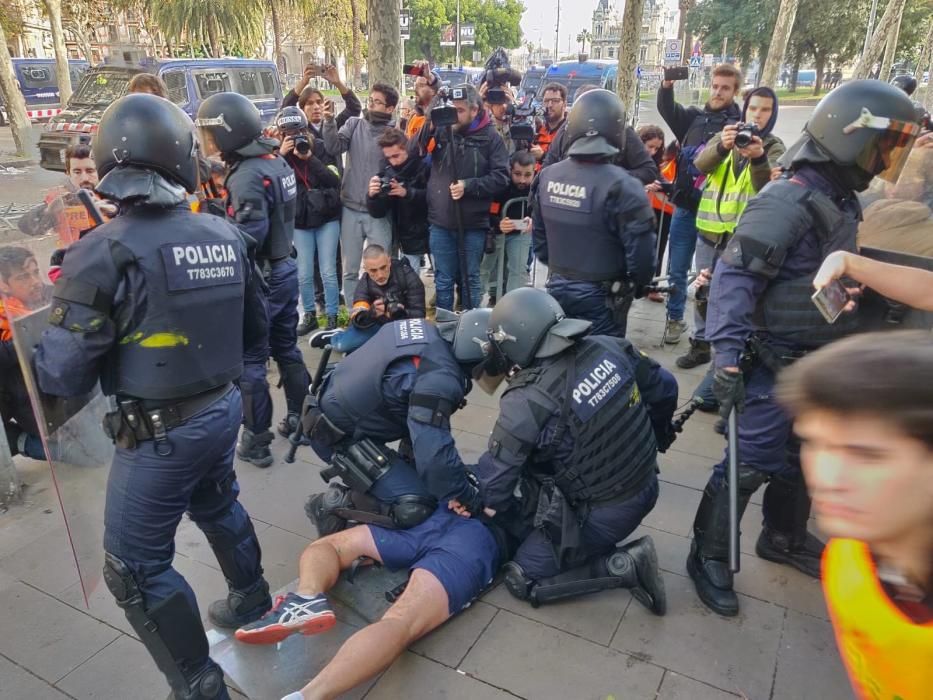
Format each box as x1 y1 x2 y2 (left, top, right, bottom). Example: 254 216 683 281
139 332 189 348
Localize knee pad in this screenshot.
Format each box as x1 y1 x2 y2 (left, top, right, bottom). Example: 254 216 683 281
390 494 437 529
502 561 534 602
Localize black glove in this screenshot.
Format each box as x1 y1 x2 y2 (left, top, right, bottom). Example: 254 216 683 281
654 421 676 453
458 471 485 516
712 367 745 419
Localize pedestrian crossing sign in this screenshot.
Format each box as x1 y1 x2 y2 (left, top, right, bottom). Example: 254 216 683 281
689 56 702 68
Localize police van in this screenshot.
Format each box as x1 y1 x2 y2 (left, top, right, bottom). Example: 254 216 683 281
540 58 616 105
37 57 282 171
0 58 90 126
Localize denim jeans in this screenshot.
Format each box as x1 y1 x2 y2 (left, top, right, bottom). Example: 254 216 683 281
340 208 393 303
429 225 485 310
480 232 532 298
294 221 340 316
692 237 717 341
666 207 699 322
401 253 422 270
329 323 380 354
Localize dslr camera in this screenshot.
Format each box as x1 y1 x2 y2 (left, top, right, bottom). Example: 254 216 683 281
378 165 399 195
383 292 407 320
733 122 762 149
431 84 466 128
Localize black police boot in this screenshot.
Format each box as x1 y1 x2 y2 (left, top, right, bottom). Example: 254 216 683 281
296 312 318 336
676 338 711 369
686 467 767 616
612 536 667 615
276 412 310 445
756 473 824 579
208 578 272 629
236 429 274 468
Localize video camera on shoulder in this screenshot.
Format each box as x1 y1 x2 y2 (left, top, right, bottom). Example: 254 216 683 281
482 47 523 105
431 84 464 128
507 93 540 141
733 122 762 148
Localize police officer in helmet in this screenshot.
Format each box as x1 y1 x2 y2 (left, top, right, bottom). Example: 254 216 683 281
532 89 657 338
33 94 273 699
196 92 309 468
691 80 922 616
299 310 492 534
458 287 678 612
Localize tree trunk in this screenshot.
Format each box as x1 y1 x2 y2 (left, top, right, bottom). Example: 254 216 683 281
0 23 34 157
789 52 801 92
66 23 94 64
616 0 644 121
677 0 694 64
207 16 222 58
852 0 907 79
43 0 73 105
269 0 284 72
759 0 799 88
914 20 933 92
350 0 362 88
923 41 933 110
366 0 400 89
813 51 825 96
878 6 902 83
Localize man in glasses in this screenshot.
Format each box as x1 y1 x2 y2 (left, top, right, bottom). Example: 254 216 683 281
322 82 400 304
532 82 568 165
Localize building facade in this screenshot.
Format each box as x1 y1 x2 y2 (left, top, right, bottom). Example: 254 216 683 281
590 0 669 68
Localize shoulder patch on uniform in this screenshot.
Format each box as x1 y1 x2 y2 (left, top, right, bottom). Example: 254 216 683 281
571 352 630 421
160 241 243 292
394 318 427 346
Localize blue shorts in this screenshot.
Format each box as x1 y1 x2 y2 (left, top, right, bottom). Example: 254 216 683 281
369 507 499 615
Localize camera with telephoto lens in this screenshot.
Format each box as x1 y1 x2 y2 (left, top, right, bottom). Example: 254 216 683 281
482 48 523 105
431 84 463 127
292 133 311 155
507 93 539 141
733 122 762 149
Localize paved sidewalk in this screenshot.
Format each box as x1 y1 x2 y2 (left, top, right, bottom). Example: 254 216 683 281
0 297 853 700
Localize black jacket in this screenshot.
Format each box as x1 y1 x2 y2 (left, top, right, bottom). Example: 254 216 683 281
418 112 510 231
542 124 660 185
284 152 341 230
489 181 532 235
352 258 426 321
367 155 430 255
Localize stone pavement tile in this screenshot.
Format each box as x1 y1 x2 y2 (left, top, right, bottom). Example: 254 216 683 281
0 488 63 559
657 671 739 699
59 576 137 638
255 524 313 592
773 609 852 700
450 401 499 437
367 651 514 700
668 416 727 461
0 654 71 700
0 518 81 596
234 457 321 538
453 429 491 464
481 582 632 646
0 582 120 684
658 448 713 492
57 634 170 699
611 572 785 700
642 481 700 537
174 515 272 572
462 609 664 699
411 601 499 668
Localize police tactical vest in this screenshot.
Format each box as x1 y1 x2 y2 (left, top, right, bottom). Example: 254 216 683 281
695 152 755 239
228 156 297 261
539 159 631 281
88 207 245 400
511 336 657 506
325 318 464 431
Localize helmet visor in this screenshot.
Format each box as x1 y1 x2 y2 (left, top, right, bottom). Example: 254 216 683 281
844 108 921 183
194 114 232 157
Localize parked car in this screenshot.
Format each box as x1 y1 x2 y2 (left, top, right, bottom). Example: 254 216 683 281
37 56 282 171
0 58 90 126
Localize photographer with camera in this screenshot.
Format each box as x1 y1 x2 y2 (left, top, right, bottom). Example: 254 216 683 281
309 244 425 354
676 87 786 370
655 64 742 345
481 81 518 155
417 83 510 311
366 128 430 270
405 60 443 139
542 85 660 185
276 107 343 335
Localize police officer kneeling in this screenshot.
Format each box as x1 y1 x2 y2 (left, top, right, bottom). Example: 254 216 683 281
301 311 492 534
690 80 923 616
533 89 656 338
33 95 272 699
465 288 678 612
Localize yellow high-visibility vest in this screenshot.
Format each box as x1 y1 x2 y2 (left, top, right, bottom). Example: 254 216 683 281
695 152 755 240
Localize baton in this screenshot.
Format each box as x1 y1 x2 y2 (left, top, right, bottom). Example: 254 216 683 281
727 405 740 573
76 189 105 227
284 345 333 464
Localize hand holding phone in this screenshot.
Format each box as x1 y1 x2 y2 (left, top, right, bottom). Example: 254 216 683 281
811 279 851 324
664 66 689 81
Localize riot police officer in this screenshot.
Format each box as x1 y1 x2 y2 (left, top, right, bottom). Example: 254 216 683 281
463 288 678 612
690 80 922 616
301 311 491 534
33 94 272 699
532 89 656 338
196 92 309 468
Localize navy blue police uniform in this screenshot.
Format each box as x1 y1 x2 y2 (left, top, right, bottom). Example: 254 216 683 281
34 201 271 700
532 158 657 337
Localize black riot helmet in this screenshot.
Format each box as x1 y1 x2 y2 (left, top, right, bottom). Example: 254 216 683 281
891 74 918 96
565 88 626 158
195 92 263 157
487 288 591 368
93 93 199 192
274 106 308 134
800 79 920 184
436 307 492 365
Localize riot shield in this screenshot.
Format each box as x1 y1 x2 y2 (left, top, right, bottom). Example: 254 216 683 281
0 234 113 605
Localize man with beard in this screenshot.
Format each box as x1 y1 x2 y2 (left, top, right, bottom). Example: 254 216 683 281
18 143 117 245
405 59 442 139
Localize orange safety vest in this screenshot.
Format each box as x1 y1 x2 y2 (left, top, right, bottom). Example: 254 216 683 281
647 160 676 216
822 538 933 699
406 112 427 139
0 296 28 342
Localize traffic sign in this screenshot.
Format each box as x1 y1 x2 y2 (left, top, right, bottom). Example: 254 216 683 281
663 38 682 63
689 56 702 68
400 10 410 40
